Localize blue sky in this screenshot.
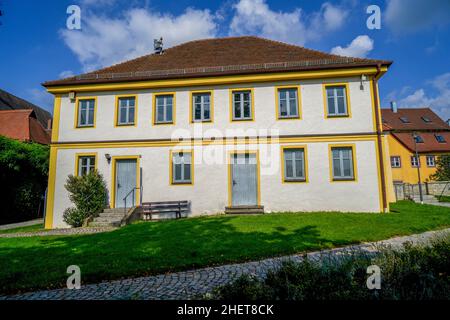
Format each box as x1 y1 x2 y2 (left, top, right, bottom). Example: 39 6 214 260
1 0 450 119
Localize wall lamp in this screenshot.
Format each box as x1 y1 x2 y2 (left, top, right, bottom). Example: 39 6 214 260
105 153 111 164
360 74 367 90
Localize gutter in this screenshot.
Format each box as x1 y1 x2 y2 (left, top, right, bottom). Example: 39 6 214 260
372 63 388 212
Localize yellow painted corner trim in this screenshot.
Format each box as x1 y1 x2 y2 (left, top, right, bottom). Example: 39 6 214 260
44 146 58 229
280 145 309 183
51 95 62 143
328 143 358 182
74 96 97 129
189 90 214 124
114 94 138 127
229 88 255 122
45 66 388 94
275 85 302 120
74 152 98 176
169 149 194 185
110 155 141 209
227 150 261 207
322 82 352 119
153 92 176 125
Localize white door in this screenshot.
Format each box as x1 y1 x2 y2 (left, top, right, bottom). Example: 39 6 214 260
115 159 137 208
231 153 258 206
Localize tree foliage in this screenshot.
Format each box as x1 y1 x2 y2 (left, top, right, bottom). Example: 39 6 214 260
430 154 450 181
63 170 108 227
0 135 49 223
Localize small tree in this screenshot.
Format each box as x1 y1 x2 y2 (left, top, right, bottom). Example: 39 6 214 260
430 154 450 181
63 170 108 227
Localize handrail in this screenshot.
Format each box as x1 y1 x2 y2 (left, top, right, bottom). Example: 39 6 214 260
123 187 140 214
437 181 450 202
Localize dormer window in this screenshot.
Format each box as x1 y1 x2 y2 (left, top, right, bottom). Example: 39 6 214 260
435 134 446 143
399 117 410 123
414 135 424 143
421 116 432 123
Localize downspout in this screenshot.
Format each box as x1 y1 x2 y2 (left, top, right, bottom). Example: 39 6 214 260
372 64 388 212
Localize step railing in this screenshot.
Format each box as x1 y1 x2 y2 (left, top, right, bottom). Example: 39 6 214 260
123 187 141 215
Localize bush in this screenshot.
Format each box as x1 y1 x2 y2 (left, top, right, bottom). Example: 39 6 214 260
63 170 108 227
215 236 450 300
0 135 49 224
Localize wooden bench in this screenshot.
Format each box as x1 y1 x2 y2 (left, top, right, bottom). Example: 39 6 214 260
141 200 190 220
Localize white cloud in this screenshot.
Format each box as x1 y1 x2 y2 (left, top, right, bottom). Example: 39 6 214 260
390 73 450 120
59 70 75 79
331 35 374 58
229 0 349 45
385 0 450 34
61 7 217 71
27 88 54 112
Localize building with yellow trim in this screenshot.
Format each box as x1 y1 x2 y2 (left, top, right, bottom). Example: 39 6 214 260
382 105 450 184
42 36 394 229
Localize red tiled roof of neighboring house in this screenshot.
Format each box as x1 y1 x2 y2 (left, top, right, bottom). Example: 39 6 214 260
0 109 51 144
392 132 450 153
43 36 392 87
382 107 450 153
381 108 449 131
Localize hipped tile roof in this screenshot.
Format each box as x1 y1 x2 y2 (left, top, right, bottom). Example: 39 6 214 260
43 36 392 87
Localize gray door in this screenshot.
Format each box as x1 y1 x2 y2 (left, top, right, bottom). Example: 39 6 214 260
231 153 258 206
115 159 137 208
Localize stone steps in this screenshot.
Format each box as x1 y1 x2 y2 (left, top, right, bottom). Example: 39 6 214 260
88 208 127 227
225 206 265 214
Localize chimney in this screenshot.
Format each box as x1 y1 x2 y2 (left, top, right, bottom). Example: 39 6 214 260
390 101 398 113
47 119 52 130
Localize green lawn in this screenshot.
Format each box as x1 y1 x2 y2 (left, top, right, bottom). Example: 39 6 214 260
0 223 44 235
1 201 449 294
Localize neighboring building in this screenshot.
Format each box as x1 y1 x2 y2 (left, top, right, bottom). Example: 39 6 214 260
42 36 395 229
382 104 450 183
0 109 51 144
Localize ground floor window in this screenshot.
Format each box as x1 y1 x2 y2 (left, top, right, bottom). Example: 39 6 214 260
391 156 401 168
77 155 96 176
331 146 355 181
282 147 306 182
171 151 193 184
411 156 420 168
426 155 436 167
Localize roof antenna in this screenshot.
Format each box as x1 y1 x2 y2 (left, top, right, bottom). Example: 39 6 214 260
154 37 163 55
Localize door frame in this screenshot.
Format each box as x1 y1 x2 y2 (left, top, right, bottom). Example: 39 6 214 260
227 150 261 207
110 155 141 208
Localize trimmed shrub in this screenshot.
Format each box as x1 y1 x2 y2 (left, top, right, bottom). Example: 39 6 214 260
215 236 450 300
63 170 108 227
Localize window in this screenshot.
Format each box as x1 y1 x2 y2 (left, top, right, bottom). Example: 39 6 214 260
232 90 253 121
426 155 436 167
171 151 192 184
331 147 355 180
192 92 212 122
77 156 95 176
283 148 306 182
414 135 424 143
117 96 136 126
421 116 432 123
325 85 349 117
277 87 299 119
77 99 95 127
399 117 410 123
391 156 401 168
435 134 446 143
411 156 420 167
155 94 174 124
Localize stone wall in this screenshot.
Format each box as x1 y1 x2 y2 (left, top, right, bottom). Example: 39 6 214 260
394 181 450 201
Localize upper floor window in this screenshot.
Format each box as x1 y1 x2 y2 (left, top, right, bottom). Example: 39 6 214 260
277 87 299 119
232 89 253 121
435 134 446 143
411 156 420 168
77 155 95 176
331 146 355 181
171 151 192 184
117 96 136 126
155 94 174 124
192 92 212 122
426 155 436 167
325 85 349 117
391 156 401 168
283 148 306 182
77 98 95 127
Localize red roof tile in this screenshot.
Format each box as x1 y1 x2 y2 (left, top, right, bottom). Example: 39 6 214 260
381 108 449 131
392 132 450 153
43 36 392 87
0 109 50 144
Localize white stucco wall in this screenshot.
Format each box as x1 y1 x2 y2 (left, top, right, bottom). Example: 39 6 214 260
51 140 382 228
57 76 375 143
